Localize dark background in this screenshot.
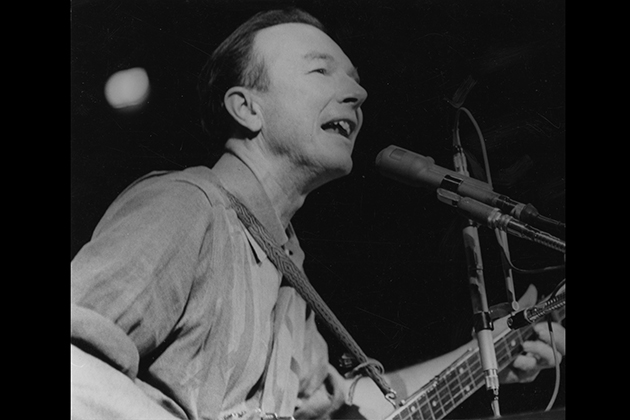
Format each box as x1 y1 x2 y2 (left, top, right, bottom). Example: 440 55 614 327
70 0 566 417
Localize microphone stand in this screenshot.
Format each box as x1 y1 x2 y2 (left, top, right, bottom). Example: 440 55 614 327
461 216 502 417
442 143 565 417
451 142 502 417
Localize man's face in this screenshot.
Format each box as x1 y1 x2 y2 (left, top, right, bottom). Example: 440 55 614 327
252 23 368 184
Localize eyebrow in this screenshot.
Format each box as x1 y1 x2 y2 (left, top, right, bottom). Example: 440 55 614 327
302 51 361 84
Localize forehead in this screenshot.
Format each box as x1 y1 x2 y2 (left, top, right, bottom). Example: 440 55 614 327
253 23 355 74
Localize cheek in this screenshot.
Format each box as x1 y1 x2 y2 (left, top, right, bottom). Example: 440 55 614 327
270 95 321 136
262 102 312 153
260 82 331 148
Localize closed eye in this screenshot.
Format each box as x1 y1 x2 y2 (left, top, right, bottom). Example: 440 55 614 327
311 68 328 75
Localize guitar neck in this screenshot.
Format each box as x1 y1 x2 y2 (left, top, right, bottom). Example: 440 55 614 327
385 324 535 420
386 292 565 420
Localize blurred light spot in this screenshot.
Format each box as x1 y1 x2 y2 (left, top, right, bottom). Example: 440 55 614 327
104 67 150 109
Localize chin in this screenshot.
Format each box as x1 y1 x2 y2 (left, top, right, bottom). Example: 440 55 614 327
309 160 352 191
327 156 353 180
341 158 353 175
307 144 354 183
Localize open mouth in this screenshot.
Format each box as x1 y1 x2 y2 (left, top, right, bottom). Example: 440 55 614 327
321 119 356 138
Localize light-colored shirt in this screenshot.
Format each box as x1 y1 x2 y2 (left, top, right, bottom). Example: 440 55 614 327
71 153 345 419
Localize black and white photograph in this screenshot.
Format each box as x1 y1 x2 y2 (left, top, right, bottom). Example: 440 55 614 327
71 1 566 419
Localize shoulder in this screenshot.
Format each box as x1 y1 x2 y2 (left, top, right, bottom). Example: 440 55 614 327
94 166 232 236
121 166 229 207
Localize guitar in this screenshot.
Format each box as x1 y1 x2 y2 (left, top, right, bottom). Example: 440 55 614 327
384 288 565 420
220 287 565 420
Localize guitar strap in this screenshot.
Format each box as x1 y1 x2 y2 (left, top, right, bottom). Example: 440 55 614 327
214 181 397 405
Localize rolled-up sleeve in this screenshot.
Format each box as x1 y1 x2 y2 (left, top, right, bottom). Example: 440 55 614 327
71 176 213 378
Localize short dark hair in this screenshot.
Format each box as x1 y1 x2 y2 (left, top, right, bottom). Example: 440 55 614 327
198 8 327 144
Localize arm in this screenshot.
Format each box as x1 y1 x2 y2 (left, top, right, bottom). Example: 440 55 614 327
71 345 180 420
71 177 212 418
71 178 210 358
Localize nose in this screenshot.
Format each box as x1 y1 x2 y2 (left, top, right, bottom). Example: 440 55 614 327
340 77 368 109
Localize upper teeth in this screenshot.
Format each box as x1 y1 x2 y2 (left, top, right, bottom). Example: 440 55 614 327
337 121 351 135
325 120 352 137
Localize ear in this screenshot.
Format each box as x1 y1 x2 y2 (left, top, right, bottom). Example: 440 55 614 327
223 87 263 134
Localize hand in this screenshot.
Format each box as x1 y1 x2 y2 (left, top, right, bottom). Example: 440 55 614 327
500 321 565 384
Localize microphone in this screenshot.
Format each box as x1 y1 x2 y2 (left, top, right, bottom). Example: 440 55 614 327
507 292 565 330
375 145 565 236
445 194 565 253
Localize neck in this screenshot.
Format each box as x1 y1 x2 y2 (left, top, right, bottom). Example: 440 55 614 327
225 137 311 227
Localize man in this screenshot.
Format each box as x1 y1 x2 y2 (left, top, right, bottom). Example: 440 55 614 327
71 8 565 420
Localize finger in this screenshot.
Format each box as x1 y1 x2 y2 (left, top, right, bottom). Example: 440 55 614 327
507 354 539 383
533 322 566 355
522 340 563 368
499 367 521 384
512 353 538 372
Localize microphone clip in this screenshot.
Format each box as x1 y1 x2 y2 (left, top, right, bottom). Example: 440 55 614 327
507 292 566 330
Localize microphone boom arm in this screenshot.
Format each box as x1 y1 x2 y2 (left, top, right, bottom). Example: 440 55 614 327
438 189 566 254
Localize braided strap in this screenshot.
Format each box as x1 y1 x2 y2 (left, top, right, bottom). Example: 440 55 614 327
220 187 396 404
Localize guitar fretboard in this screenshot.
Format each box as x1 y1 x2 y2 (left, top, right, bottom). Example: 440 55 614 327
386 326 533 420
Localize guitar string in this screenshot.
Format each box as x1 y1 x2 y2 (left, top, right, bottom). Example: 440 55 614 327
393 325 533 420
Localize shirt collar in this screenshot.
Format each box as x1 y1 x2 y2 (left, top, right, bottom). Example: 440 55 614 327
211 152 289 246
